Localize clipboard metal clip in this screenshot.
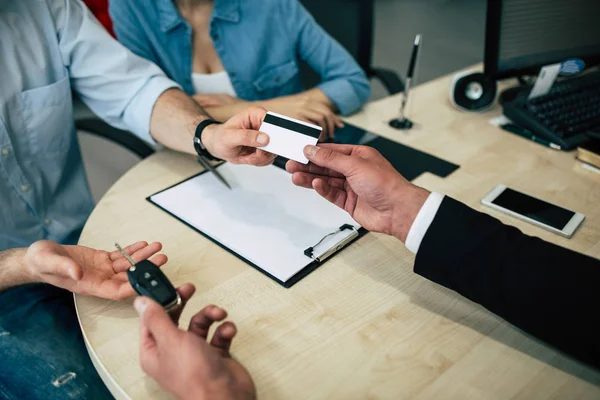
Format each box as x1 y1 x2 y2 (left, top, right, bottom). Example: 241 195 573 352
304 224 359 263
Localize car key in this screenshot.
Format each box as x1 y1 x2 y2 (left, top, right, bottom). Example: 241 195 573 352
115 243 181 313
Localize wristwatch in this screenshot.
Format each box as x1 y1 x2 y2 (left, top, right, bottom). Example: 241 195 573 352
193 119 222 161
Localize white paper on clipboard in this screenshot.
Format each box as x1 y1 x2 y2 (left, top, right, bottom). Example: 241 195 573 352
149 163 362 284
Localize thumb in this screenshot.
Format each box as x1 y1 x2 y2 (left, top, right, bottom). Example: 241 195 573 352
303 145 358 176
45 254 82 281
135 297 177 376
134 297 179 345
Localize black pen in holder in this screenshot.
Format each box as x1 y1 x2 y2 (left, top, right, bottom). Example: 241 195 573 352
389 34 421 131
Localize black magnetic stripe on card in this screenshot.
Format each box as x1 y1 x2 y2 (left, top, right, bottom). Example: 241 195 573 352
263 113 322 138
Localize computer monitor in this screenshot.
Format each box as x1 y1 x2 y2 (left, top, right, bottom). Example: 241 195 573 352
484 0 600 80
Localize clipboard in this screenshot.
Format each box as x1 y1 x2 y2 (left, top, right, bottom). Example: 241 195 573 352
147 163 367 288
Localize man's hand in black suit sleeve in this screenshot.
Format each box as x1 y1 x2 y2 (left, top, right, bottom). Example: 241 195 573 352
286 143 430 242
287 142 600 368
415 197 600 368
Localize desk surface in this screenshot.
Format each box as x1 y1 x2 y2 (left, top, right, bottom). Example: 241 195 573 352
75 67 600 400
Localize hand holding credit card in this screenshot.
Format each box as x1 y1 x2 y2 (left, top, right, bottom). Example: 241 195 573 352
258 112 322 164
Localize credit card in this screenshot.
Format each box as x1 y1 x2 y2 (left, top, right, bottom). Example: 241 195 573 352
258 112 322 164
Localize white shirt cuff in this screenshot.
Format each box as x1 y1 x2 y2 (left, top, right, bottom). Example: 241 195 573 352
405 192 445 254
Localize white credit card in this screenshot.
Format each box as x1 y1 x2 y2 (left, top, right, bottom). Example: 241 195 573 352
259 112 322 164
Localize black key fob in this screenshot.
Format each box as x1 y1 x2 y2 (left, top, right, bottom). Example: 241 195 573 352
127 260 181 312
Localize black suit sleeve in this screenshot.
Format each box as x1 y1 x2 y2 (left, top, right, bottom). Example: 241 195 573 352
414 196 600 368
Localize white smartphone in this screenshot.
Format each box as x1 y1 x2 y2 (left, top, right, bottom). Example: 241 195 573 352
481 184 585 238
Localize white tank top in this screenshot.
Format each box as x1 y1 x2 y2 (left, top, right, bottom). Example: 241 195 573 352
191 71 237 96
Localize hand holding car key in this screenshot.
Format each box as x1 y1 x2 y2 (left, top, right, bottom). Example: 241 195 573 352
115 242 181 313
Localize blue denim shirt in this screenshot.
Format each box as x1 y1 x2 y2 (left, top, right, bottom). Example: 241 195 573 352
0 0 178 250
109 0 371 115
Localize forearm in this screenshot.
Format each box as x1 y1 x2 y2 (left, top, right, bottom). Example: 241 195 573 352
0 248 33 292
414 197 600 367
295 88 336 110
265 88 337 112
203 88 336 123
290 0 370 115
204 102 254 123
149 89 211 154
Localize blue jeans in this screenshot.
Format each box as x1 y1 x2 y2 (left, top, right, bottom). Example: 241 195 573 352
0 284 113 399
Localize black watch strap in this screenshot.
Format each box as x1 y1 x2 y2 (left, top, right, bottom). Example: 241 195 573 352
193 119 222 161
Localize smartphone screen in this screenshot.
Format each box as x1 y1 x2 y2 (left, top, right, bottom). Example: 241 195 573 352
492 188 575 230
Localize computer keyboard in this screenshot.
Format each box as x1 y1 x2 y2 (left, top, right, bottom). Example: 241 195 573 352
502 70 600 150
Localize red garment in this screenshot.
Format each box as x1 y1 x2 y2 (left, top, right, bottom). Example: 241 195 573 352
82 0 114 36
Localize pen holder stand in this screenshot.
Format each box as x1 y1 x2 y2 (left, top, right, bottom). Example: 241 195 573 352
388 117 414 130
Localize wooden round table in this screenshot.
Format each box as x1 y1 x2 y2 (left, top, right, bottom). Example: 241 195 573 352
76 70 600 400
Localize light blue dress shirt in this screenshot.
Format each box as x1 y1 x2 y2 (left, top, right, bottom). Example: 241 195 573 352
109 0 371 115
0 0 179 250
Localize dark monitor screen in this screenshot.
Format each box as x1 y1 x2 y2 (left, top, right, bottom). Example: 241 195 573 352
484 0 600 79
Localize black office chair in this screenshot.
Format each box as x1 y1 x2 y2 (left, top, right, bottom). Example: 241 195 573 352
300 0 404 95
